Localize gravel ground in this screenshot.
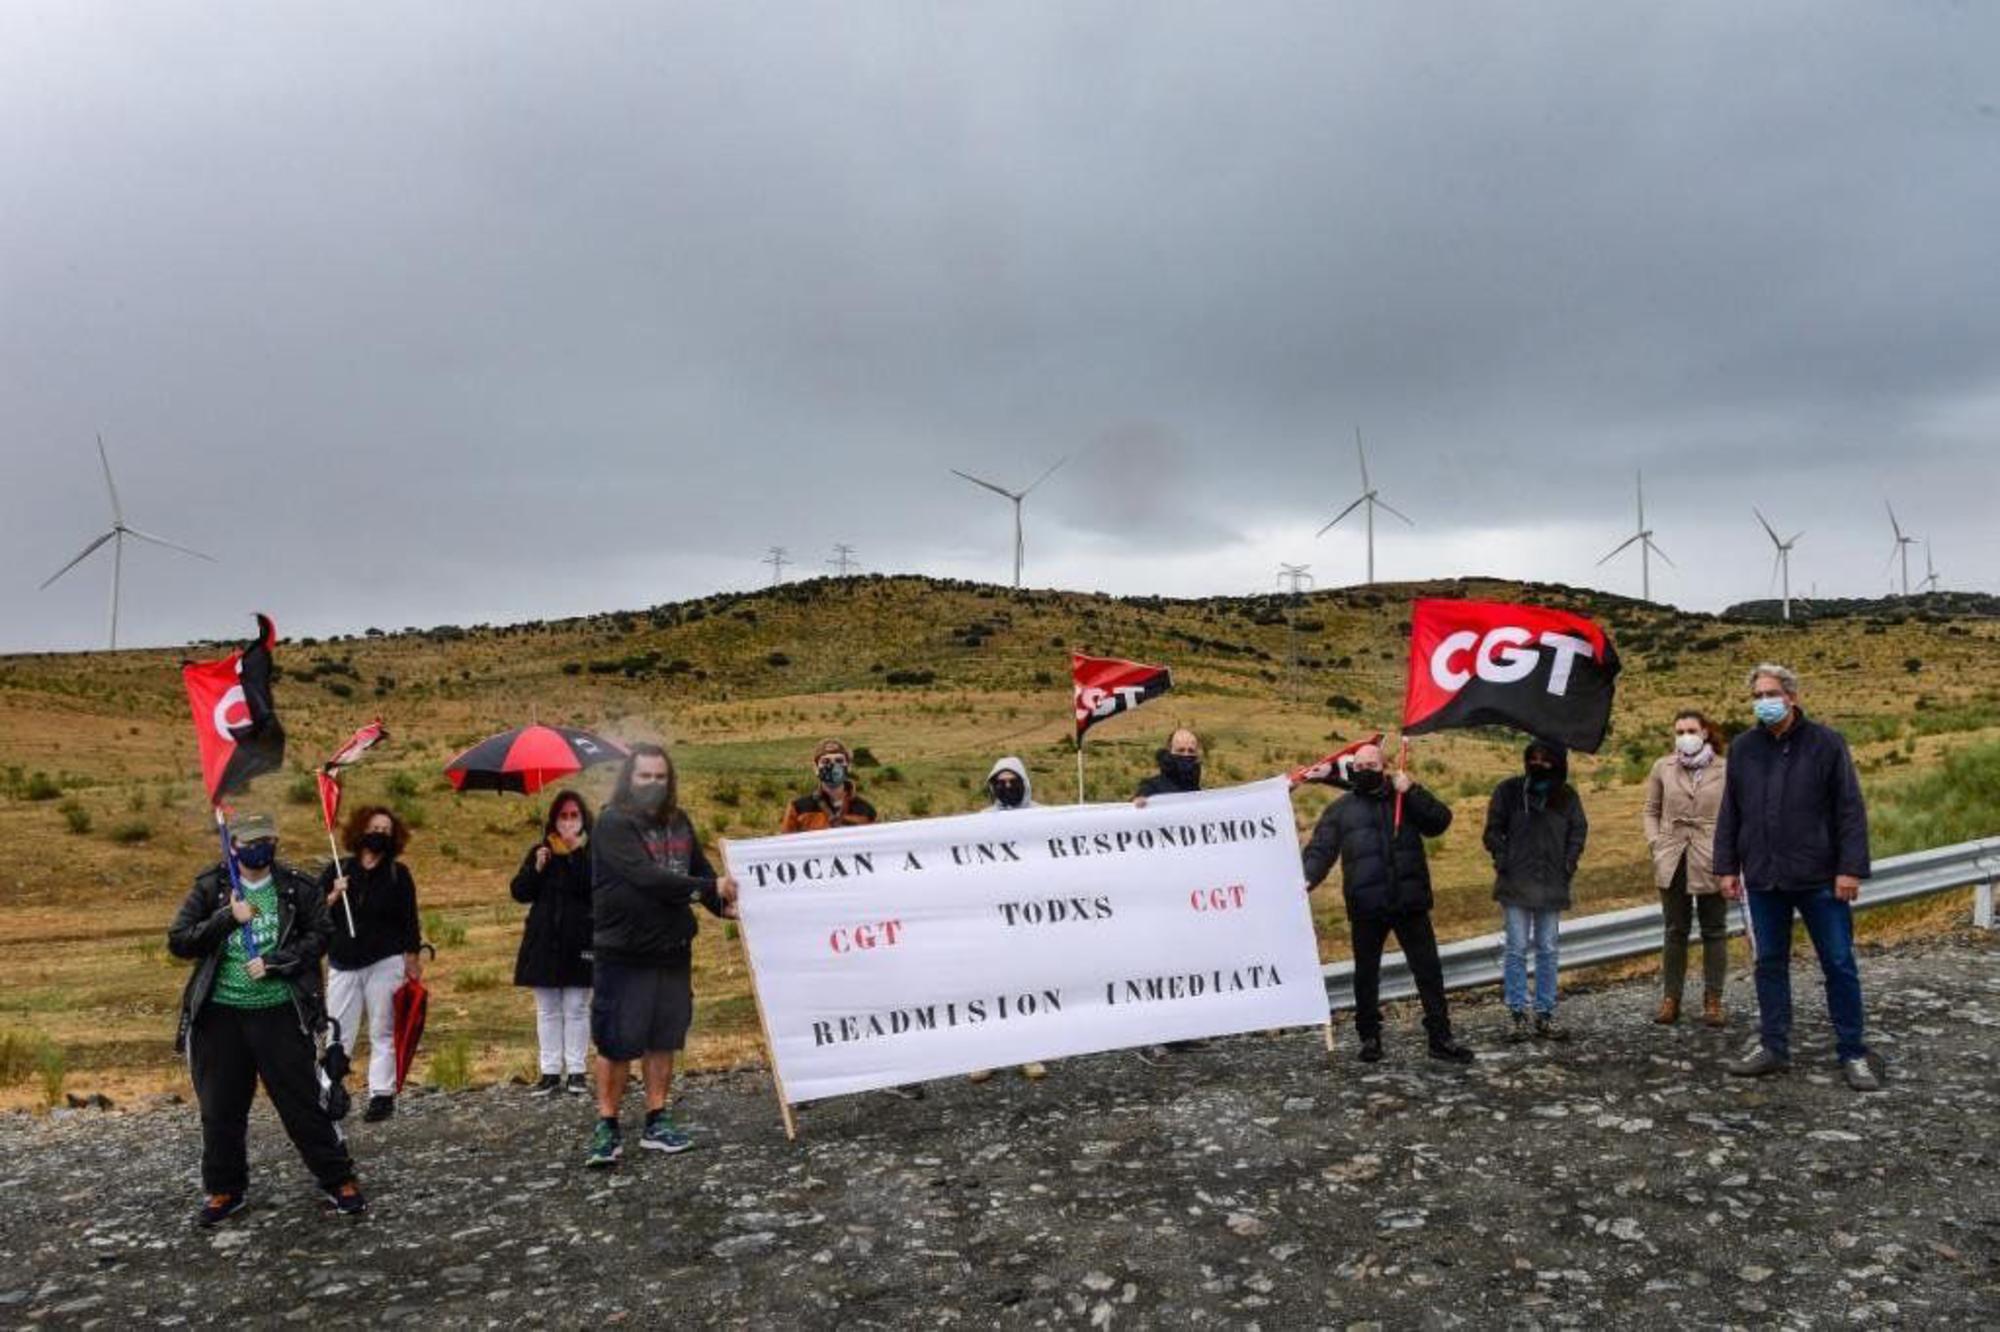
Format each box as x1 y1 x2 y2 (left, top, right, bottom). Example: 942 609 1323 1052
3 931 1997 1328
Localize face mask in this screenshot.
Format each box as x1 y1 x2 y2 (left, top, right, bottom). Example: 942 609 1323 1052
817 761 849 788
1753 697 1789 726
1675 733 1705 756
1167 754 1201 786
236 841 276 871
1351 769 1385 795
991 778 1025 808
633 782 670 811
360 831 395 857
555 818 585 848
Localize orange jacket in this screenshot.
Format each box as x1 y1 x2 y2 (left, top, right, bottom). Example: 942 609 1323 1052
779 785 878 834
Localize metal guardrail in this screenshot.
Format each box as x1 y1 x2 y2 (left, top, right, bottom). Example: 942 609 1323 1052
1322 835 2000 1012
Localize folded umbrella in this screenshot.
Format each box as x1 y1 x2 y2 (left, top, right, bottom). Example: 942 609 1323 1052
443 724 626 795
391 944 437 1094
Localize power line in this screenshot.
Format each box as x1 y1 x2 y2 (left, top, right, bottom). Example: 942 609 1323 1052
762 546 790 586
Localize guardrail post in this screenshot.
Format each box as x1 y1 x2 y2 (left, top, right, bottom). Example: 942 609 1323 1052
1976 879 1996 931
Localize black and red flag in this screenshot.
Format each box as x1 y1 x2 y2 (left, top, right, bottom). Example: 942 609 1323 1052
1289 732 1385 789
1401 598 1620 753
182 613 287 803
1072 652 1172 742
317 718 389 827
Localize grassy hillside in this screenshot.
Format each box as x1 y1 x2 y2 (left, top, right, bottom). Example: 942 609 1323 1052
2 575 1996 1108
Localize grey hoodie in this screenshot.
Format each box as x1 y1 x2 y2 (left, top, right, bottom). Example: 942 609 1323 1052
985 756 1036 811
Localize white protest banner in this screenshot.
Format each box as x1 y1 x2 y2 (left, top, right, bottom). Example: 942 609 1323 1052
726 778 1326 1106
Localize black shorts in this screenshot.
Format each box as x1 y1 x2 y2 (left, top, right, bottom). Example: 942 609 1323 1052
590 961 694 1060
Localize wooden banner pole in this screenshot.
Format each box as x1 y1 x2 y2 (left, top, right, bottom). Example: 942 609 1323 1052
719 840 798 1142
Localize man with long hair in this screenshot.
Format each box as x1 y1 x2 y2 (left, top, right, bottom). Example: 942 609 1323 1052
586 744 737 1166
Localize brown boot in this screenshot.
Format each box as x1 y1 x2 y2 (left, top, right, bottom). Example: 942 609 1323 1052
1702 993 1725 1028
1652 996 1680 1025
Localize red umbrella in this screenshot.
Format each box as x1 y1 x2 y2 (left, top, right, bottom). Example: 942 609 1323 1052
443 724 626 795
391 957 433 1094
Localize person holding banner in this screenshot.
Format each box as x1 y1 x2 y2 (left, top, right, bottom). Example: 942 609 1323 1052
511 790 596 1096
170 812 365 1223
1483 741 1588 1043
1133 728 1203 804
1300 742 1474 1064
1644 711 1731 1027
319 805 423 1122
967 756 1050 1085
1715 663 1879 1092
779 739 878 833
586 744 738 1166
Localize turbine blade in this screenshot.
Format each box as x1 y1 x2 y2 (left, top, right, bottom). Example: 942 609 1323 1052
1768 551 1782 594
1753 507 1781 545
1354 427 1370 491
1787 530 1804 547
1597 533 1642 565
1315 494 1368 537
1373 496 1415 526
39 530 116 589
123 527 215 561
1885 500 1903 540
1018 455 1067 497
97 433 124 525
1647 538 1676 569
951 469 1016 500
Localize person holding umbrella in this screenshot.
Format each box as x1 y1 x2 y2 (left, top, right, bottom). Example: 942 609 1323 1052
512 790 596 1096
586 744 738 1167
319 805 423 1123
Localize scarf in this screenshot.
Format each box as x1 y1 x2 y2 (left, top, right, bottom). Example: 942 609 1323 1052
1676 743 1715 771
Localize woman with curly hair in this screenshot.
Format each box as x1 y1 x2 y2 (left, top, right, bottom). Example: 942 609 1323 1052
318 804 423 1122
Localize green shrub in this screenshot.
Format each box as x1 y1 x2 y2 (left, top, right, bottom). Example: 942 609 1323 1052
1870 739 2000 855
455 967 500 993
422 909 468 948
907 792 934 818
109 819 153 844
37 1044 66 1108
428 1035 473 1091
58 799 92 835
0 1030 53 1086
287 773 319 806
386 771 422 800
23 772 60 801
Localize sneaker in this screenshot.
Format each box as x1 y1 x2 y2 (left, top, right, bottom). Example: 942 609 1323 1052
322 1179 367 1216
1427 1037 1476 1065
1020 1062 1048 1081
197 1192 246 1227
1841 1056 1883 1093
564 1073 589 1095
1356 1034 1384 1063
641 1112 693 1154
529 1074 562 1097
881 1084 927 1101
1506 1011 1532 1044
1725 1044 1789 1078
585 1119 622 1168
1166 1038 1211 1053
362 1094 394 1123
967 1068 995 1084
1533 1014 1572 1043
1136 1045 1171 1066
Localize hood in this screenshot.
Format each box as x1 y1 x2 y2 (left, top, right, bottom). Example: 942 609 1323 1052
986 756 1035 809
1523 739 1570 786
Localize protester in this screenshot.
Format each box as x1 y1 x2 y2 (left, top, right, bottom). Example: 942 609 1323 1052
1133 727 1203 804
1715 662 1879 1091
1300 742 1474 1064
1644 711 1730 1027
587 744 738 1165
319 805 423 1122
968 756 1049 1084
1483 740 1589 1043
779 739 878 832
511 789 595 1096
170 812 364 1223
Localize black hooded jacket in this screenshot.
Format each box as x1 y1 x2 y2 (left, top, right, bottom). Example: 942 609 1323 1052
1300 780 1453 921
1135 750 1202 799
1483 741 1589 911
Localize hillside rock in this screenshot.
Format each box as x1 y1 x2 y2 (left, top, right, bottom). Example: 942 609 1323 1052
3 933 1996 1326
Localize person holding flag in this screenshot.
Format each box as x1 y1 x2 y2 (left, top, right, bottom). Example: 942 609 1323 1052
318 806 424 1122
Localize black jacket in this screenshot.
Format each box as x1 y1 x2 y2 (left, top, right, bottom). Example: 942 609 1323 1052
169 860 329 1053
1483 778 1588 911
1301 783 1452 920
1712 708 1870 891
1135 750 1202 799
316 855 421 970
511 841 594 989
591 804 725 969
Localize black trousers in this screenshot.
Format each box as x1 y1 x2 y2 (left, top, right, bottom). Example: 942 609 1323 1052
189 1002 355 1195
1350 910 1453 1042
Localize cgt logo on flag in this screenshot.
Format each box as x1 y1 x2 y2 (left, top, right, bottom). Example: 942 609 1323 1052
1072 652 1172 740
1401 598 1621 752
182 614 287 802
1289 733 1385 788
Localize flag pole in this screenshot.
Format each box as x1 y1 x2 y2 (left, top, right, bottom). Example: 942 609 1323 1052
212 807 260 959
1393 736 1409 830
1075 738 1086 804
324 817 356 935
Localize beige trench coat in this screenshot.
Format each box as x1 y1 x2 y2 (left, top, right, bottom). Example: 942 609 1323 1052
1642 752 1727 894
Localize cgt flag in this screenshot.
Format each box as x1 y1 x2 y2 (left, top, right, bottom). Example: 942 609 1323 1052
1401 598 1621 753
182 614 288 802
1073 652 1172 742
1289 732 1385 789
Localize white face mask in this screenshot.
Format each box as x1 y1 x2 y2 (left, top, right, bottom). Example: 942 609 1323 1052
1674 732 1705 756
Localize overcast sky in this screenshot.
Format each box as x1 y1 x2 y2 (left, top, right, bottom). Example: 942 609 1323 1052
3 3 1996 653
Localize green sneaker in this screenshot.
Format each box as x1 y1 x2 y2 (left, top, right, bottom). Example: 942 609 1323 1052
585 1119 622 1168
640 1112 692 1154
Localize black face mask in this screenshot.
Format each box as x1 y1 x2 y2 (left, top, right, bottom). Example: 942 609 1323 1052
991 778 1025 808
1166 754 1201 788
633 783 670 812
817 761 849 788
236 841 277 871
1351 769 1385 796
359 831 395 858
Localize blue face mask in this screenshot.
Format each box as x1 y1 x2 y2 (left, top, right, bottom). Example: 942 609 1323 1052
236 841 277 871
1753 697 1789 726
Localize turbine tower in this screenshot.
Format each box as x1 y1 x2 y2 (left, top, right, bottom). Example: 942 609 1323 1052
1754 508 1804 622
1885 503 1918 597
1314 428 1412 585
951 457 1066 588
40 434 214 650
1596 470 1673 602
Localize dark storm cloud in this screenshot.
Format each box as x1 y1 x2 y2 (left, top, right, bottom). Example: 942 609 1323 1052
2 2 1996 650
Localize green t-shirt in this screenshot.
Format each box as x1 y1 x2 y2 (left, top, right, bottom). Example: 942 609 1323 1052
210 877 293 1009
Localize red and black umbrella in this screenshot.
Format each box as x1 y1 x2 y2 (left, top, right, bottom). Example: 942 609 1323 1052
443 724 627 795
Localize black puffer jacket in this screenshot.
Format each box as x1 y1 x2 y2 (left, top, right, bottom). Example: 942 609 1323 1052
1483 743 1589 911
511 841 594 988
1300 782 1453 920
168 860 329 1053
592 804 725 969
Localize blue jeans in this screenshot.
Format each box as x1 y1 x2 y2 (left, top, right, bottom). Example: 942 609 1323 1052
1747 886 1868 1061
1502 905 1562 1015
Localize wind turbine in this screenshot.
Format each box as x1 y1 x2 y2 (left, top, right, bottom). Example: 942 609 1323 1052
1596 470 1673 602
40 434 214 650
1885 502 1918 597
1314 427 1412 584
950 457 1066 588
1920 539 1941 595
1754 508 1804 622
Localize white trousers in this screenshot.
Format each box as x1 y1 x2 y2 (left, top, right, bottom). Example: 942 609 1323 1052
532 986 591 1074
326 954 406 1096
